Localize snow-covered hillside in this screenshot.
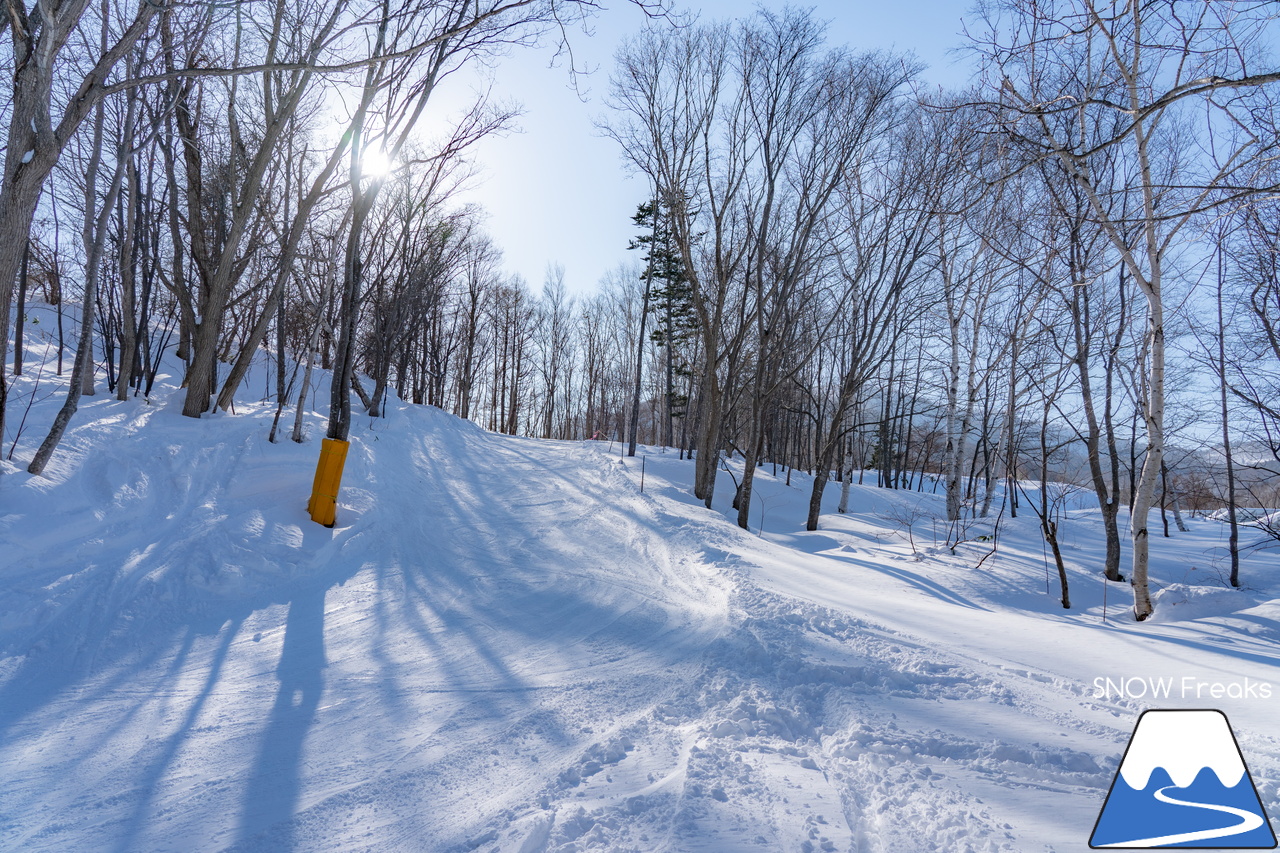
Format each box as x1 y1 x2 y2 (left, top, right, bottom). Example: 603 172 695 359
2 318 1279 852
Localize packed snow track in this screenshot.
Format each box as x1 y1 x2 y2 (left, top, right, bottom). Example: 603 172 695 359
2 397 1278 852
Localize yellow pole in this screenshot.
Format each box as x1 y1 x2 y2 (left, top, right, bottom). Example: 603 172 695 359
308 438 350 527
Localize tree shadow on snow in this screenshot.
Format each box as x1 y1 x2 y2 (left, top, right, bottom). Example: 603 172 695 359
229 584 326 852
0 408 726 851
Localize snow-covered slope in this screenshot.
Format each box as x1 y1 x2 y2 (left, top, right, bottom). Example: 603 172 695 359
2 315 1278 852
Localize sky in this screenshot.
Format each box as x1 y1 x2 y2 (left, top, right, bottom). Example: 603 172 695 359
436 1 978 297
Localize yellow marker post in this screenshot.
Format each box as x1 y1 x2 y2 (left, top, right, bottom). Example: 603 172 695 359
308 438 350 527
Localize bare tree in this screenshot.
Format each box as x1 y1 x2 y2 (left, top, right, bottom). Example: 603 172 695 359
935 169 1016 525
0 0 169 450
608 11 917 522
804 103 939 531
997 150 1132 581
322 0 556 444
970 0 1280 619
536 264 574 439
27 57 140 475
176 0 374 419
486 276 535 435
453 232 501 421
731 13 917 531
606 20 751 506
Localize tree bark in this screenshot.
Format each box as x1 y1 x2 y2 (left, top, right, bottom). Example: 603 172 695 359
29 94 134 474
13 240 30 376
628 263 652 457
115 155 140 400
0 0 160 422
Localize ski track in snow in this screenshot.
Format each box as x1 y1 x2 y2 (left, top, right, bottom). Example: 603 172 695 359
1 353 1278 852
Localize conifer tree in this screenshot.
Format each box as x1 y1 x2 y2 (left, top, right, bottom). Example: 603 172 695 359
632 197 695 448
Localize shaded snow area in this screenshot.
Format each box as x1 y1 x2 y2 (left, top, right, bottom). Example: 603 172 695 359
3 329 1280 852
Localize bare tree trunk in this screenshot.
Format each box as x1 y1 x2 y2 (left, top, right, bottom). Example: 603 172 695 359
1216 242 1241 586
116 155 139 400
1004 333 1021 520
13 240 30 376
0 0 161 434
29 95 134 475
1125 99 1167 619
292 352 317 444
737 396 764 530
628 266 652 457
1170 484 1188 533
808 401 849 530
693 368 722 507
1129 296 1163 619
979 393 998 518
1038 399 1070 608
1071 284 1125 580
1160 459 1171 537
838 456 853 514
328 160 377 441
943 309 965 521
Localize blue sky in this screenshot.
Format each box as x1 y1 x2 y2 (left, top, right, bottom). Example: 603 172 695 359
445 1 977 297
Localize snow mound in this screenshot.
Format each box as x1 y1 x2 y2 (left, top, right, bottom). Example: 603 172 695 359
1149 583 1264 624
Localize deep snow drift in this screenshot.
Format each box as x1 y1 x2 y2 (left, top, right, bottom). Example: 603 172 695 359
2 312 1278 852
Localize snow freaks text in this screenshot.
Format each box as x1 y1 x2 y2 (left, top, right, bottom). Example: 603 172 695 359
1093 677 1274 701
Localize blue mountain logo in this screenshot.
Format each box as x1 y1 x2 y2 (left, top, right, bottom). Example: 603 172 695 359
1091 709 1277 848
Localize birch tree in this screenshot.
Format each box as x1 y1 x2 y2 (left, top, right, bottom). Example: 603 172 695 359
971 0 1280 620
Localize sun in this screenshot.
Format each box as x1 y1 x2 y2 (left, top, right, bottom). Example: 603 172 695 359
361 147 393 179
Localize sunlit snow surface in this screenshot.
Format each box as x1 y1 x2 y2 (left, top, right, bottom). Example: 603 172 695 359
2 306 1280 852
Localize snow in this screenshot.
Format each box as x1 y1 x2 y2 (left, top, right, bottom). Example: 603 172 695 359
2 308 1279 852
1205 507 1279 524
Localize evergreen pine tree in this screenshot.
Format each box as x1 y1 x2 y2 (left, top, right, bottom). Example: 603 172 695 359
629 198 696 448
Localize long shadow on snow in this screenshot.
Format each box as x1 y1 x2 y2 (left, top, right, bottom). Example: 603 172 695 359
787 538 989 612
0 403 724 851
371 419 712 710
0 417 375 852
230 584 326 852
1101 618 1280 673
0 412 269 720
0 533 363 853
106 618 242 853
348 432 549 734
211 410 722 847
